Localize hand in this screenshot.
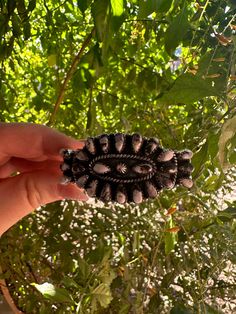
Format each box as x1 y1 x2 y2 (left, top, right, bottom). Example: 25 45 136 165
0 123 88 236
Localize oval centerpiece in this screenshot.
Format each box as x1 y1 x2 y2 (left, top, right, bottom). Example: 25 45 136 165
89 154 156 183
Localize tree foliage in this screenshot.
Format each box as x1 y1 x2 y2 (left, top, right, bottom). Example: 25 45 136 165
0 0 236 313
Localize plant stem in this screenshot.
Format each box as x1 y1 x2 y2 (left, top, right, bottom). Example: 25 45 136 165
48 27 95 126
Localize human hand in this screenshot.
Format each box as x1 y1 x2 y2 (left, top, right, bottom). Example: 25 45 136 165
0 123 88 236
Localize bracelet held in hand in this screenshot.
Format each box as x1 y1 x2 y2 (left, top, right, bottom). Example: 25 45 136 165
60 133 193 204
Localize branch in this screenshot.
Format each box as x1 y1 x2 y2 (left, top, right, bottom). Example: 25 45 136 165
86 86 93 131
48 27 95 126
0 263 24 314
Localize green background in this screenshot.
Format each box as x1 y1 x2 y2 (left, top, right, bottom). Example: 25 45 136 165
0 0 236 313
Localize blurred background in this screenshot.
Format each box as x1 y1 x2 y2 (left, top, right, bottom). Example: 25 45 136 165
0 0 236 313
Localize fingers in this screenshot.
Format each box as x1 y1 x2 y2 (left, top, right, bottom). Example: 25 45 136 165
0 158 61 178
0 123 84 163
0 170 88 236
0 162 18 178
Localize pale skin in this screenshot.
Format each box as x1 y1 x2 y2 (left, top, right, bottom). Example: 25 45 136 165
0 123 88 236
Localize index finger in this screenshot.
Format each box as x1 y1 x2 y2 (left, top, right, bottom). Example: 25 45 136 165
0 123 84 163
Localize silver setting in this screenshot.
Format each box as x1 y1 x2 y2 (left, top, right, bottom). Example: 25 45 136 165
116 185 127 204
76 150 89 161
116 163 127 174
168 165 178 173
86 180 98 197
132 133 143 153
115 133 125 153
100 183 112 201
162 178 175 189
146 182 158 198
60 133 193 203
86 137 96 154
72 164 85 173
99 135 109 153
145 138 159 155
76 175 89 188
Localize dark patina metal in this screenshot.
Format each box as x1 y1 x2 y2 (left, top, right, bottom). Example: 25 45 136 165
60 133 193 204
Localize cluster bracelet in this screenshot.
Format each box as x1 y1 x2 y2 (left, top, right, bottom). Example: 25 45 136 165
60 133 193 204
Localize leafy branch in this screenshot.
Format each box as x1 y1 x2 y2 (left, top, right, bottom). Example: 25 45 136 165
48 27 95 126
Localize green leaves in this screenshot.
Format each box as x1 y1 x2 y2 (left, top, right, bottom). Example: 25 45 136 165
47 54 57 67
218 115 236 170
32 282 73 303
91 283 113 311
138 0 173 18
77 0 90 14
92 0 110 42
110 0 123 16
160 73 219 104
192 141 208 179
170 305 192 314
1 1 236 313
164 6 189 54
92 0 125 59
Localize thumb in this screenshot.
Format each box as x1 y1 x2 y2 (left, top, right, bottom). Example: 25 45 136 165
0 171 88 236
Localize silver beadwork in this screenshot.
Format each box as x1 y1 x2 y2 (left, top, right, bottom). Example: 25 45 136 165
115 133 125 153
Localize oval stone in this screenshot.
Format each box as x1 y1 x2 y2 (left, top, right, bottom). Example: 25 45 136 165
133 188 143 204
76 150 89 161
86 180 98 197
157 150 174 162
132 133 143 153
100 183 112 201
146 182 158 198
93 163 111 174
115 133 125 153
133 163 153 174
76 175 89 188
179 150 193 160
86 137 96 154
180 178 193 188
